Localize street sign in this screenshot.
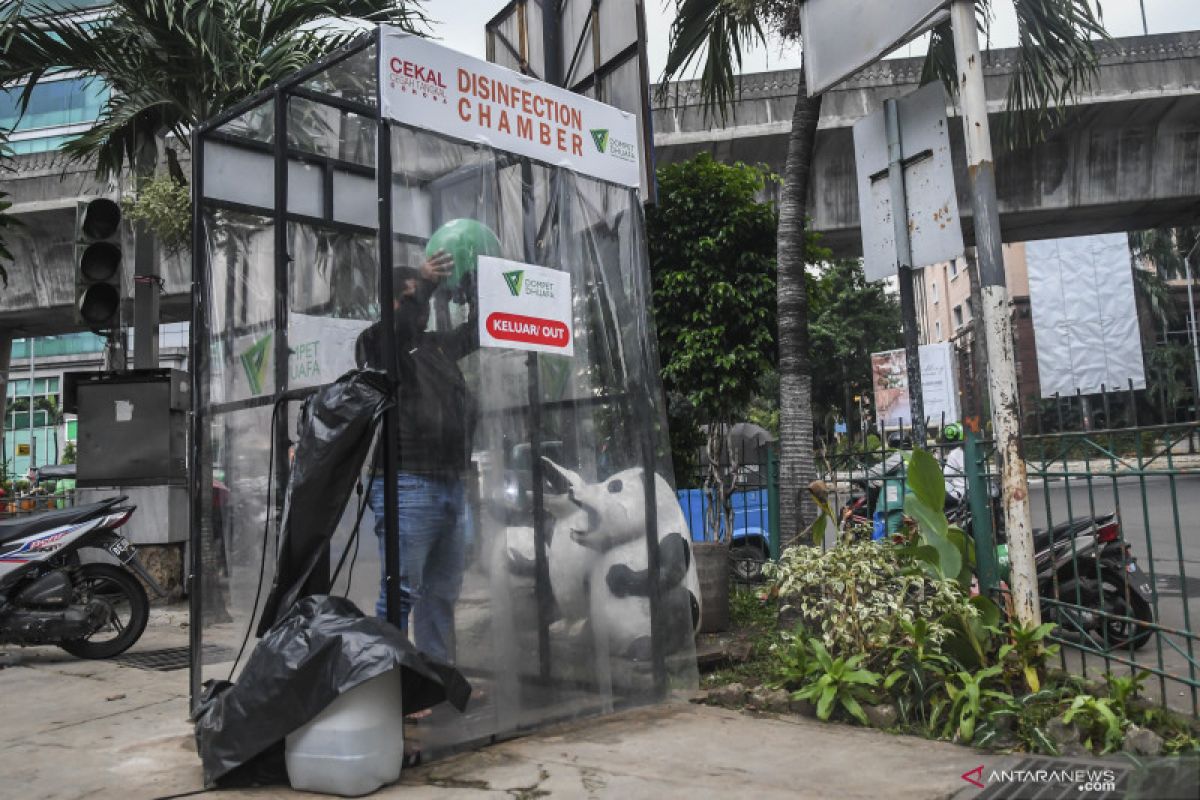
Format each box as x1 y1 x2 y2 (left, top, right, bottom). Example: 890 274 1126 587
800 0 949 95
854 82 964 282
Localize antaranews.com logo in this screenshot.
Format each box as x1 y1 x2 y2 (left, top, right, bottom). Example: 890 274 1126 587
962 764 1118 794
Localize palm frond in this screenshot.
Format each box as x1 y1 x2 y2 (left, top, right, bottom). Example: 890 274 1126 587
660 0 767 121
0 0 428 178
922 0 1109 150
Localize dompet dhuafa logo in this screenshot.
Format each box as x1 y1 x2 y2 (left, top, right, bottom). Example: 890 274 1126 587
590 126 636 163
590 128 610 154
240 333 272 395
503 269 525 297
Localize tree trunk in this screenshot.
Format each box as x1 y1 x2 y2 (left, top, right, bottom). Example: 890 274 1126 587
777 65 823 546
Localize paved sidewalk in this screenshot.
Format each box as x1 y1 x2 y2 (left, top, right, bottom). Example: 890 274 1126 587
0 609 985 799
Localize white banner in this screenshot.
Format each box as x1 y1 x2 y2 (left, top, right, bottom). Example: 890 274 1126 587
871 342 960 429
477 256 574 356
379 26 642 189
1026 234 1146 398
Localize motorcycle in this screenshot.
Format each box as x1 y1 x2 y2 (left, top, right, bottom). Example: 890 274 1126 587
0 496 160 658
952 504 1156 651
839 455 1155 651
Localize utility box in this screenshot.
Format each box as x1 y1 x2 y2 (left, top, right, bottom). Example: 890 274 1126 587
65 369 188 487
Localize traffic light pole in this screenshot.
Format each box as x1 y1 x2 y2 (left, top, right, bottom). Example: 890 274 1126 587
133 141 160 369
950 0 1039 628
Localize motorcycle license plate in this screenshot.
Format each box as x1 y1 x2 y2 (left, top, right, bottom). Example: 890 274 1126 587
108 537 134 562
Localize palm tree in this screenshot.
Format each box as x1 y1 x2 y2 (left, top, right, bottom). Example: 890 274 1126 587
0 0 428 181
662 0 1108 541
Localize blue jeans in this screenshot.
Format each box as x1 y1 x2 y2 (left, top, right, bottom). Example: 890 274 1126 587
369 473 466 663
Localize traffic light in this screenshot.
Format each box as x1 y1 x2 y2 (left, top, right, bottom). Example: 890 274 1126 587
75 197 123 330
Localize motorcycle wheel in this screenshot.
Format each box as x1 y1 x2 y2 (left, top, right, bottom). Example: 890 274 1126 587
1099 573 1154 651
729 544 767 584
58 563 149 659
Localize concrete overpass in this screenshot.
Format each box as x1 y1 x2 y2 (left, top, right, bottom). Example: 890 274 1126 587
652 31 1200 256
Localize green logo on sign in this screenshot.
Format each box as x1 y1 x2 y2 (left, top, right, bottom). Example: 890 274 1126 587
503 269 525 297
590 128 609 153
240 333 272 395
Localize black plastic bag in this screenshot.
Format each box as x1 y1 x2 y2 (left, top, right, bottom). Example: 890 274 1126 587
258 369 390 635
194 595 471 788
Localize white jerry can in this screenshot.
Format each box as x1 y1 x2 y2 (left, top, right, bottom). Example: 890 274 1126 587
285 668 406 796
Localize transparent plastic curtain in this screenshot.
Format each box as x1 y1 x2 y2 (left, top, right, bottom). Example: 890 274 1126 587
195 89 383 687
385 124 696 757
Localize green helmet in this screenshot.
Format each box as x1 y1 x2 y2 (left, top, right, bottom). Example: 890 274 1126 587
425 218 502 290
942 422 963 443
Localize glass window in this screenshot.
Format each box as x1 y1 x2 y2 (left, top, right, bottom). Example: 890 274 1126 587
950 259 959 278
0 76 108 134
953 305 963 328
28 0 111 12
931 280 939 303
8 379 30 397
66 419 78 441
935 320 943 341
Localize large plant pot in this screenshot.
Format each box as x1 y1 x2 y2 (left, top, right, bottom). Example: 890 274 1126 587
693 541 730 634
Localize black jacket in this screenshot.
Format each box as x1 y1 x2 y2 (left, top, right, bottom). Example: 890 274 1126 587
355 279 477 476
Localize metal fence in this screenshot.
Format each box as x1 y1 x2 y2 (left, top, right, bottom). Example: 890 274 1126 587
675 438 780 581
811 401 1200 717
0 489 76 519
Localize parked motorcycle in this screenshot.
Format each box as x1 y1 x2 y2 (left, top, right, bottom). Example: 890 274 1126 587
952 504 1155 651
838 456 1155 651
0 497 160 658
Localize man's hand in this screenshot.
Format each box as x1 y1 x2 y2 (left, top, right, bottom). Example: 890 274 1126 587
420 250 454 283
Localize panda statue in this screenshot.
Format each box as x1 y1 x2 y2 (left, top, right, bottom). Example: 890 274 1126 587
503 457 701 678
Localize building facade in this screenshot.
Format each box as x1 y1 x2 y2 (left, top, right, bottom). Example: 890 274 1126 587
914 244 1042 426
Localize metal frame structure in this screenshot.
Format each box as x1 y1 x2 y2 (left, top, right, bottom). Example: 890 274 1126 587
188 29 682 728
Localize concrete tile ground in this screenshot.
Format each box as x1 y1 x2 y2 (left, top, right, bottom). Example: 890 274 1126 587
0 607 986 799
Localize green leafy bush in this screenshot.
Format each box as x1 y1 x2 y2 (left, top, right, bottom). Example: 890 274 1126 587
122 174 191 255
788 639 881 725
765 538 972 672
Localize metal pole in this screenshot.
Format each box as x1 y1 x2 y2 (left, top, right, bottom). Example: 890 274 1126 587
1140 1 1150 35
133 138 161 370
950 0 1040 628
28 341 35 474
885 98 926 446
1185 254 1200 422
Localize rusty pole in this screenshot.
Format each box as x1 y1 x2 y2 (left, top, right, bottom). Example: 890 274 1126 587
950 0 1040 627
885 98 926 446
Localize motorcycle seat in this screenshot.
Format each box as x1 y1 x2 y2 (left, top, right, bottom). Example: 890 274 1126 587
1032 517 1094 547
0 499 125 545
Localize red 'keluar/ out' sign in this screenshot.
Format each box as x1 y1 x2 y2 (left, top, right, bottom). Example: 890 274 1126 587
486 312 570 348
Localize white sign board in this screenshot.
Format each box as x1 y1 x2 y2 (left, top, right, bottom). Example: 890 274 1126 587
228 314 373 401
854 82 964 282
477 256 575 356
871 342 960 428
801 0 948 95
379 26 641 189
1026 234 1146 398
